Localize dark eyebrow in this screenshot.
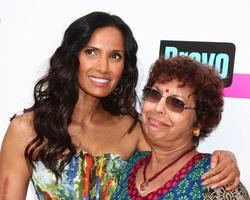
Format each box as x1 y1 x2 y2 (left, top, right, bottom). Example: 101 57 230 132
84 45 124 54
112 50 125 54
83 45 98 51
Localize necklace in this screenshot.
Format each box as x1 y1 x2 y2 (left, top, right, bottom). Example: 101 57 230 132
139 147 195 193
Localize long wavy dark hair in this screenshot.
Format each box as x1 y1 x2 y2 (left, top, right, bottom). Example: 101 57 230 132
24 11 139 178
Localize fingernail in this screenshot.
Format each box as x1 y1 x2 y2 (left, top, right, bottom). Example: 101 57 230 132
206 185 211 189
211 185 217 189
202 180 208 185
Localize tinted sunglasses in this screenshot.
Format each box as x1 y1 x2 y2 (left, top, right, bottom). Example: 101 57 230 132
142 87 196 113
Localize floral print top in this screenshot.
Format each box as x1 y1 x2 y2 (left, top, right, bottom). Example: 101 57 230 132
112 152 249 200
31 151 127 200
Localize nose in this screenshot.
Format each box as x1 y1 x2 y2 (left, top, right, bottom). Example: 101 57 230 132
97 55 109 73
154 97 166 115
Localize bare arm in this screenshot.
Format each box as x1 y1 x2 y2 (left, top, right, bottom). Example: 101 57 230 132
202 150 240 190
0 115 33 200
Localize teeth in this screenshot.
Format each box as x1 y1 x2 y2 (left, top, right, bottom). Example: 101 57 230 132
89 76 110 83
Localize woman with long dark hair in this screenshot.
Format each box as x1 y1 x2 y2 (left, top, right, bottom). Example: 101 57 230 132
0 12 240 199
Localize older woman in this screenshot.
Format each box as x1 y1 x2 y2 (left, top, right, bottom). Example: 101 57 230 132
113 56 249 200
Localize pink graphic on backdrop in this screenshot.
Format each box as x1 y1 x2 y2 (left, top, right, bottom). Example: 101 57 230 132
223 73 250 98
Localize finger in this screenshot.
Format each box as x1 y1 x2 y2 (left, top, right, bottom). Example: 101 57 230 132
226 177 240 191
209 161 240 184
203 151 238 180
209 173 235 189
202 163 225 180
210 151 221 169
202 168 232 186
203 161 240 188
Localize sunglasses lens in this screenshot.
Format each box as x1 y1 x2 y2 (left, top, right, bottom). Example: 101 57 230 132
143 88 189 113
166 96 185 113
143 88 161 103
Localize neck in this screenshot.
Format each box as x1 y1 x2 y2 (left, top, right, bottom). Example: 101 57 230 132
71 90 106 125
149 143 196 169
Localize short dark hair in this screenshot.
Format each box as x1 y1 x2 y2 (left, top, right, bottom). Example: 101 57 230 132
144 56 224 145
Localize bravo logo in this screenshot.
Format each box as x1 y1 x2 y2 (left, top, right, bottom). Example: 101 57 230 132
160 41 236 87
165 47 229 79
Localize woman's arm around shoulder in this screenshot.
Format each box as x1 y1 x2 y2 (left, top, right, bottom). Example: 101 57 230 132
0 113 35 200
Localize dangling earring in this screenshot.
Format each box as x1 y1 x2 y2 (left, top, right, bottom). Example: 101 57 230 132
193 128 200 137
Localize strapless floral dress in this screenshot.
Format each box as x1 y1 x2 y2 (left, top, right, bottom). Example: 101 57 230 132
31 151 127 200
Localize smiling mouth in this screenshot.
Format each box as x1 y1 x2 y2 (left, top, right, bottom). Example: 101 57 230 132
148 117 166 128
88 76 110 85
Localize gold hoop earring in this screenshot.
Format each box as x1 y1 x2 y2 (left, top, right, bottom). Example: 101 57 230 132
193 128 200 137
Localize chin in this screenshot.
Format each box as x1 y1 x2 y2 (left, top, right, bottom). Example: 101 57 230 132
81 86 114 98
145 130 162 140
92 91 112 98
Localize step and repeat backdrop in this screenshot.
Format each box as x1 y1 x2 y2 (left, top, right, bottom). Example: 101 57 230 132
1 0 249 198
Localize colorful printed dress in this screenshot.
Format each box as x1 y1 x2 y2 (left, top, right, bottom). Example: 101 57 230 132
31 151 127 200
112 152 249 200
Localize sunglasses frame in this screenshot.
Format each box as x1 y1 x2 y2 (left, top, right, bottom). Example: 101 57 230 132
142 87 196 113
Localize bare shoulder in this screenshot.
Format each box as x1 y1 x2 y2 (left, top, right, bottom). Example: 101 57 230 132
0 112 35 198
4 112 36 144
0 112 36 164
204 183 250 200
121 115 150 151
0 112 36 166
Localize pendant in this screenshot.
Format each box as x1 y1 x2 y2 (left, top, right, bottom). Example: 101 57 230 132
139 180 149 193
